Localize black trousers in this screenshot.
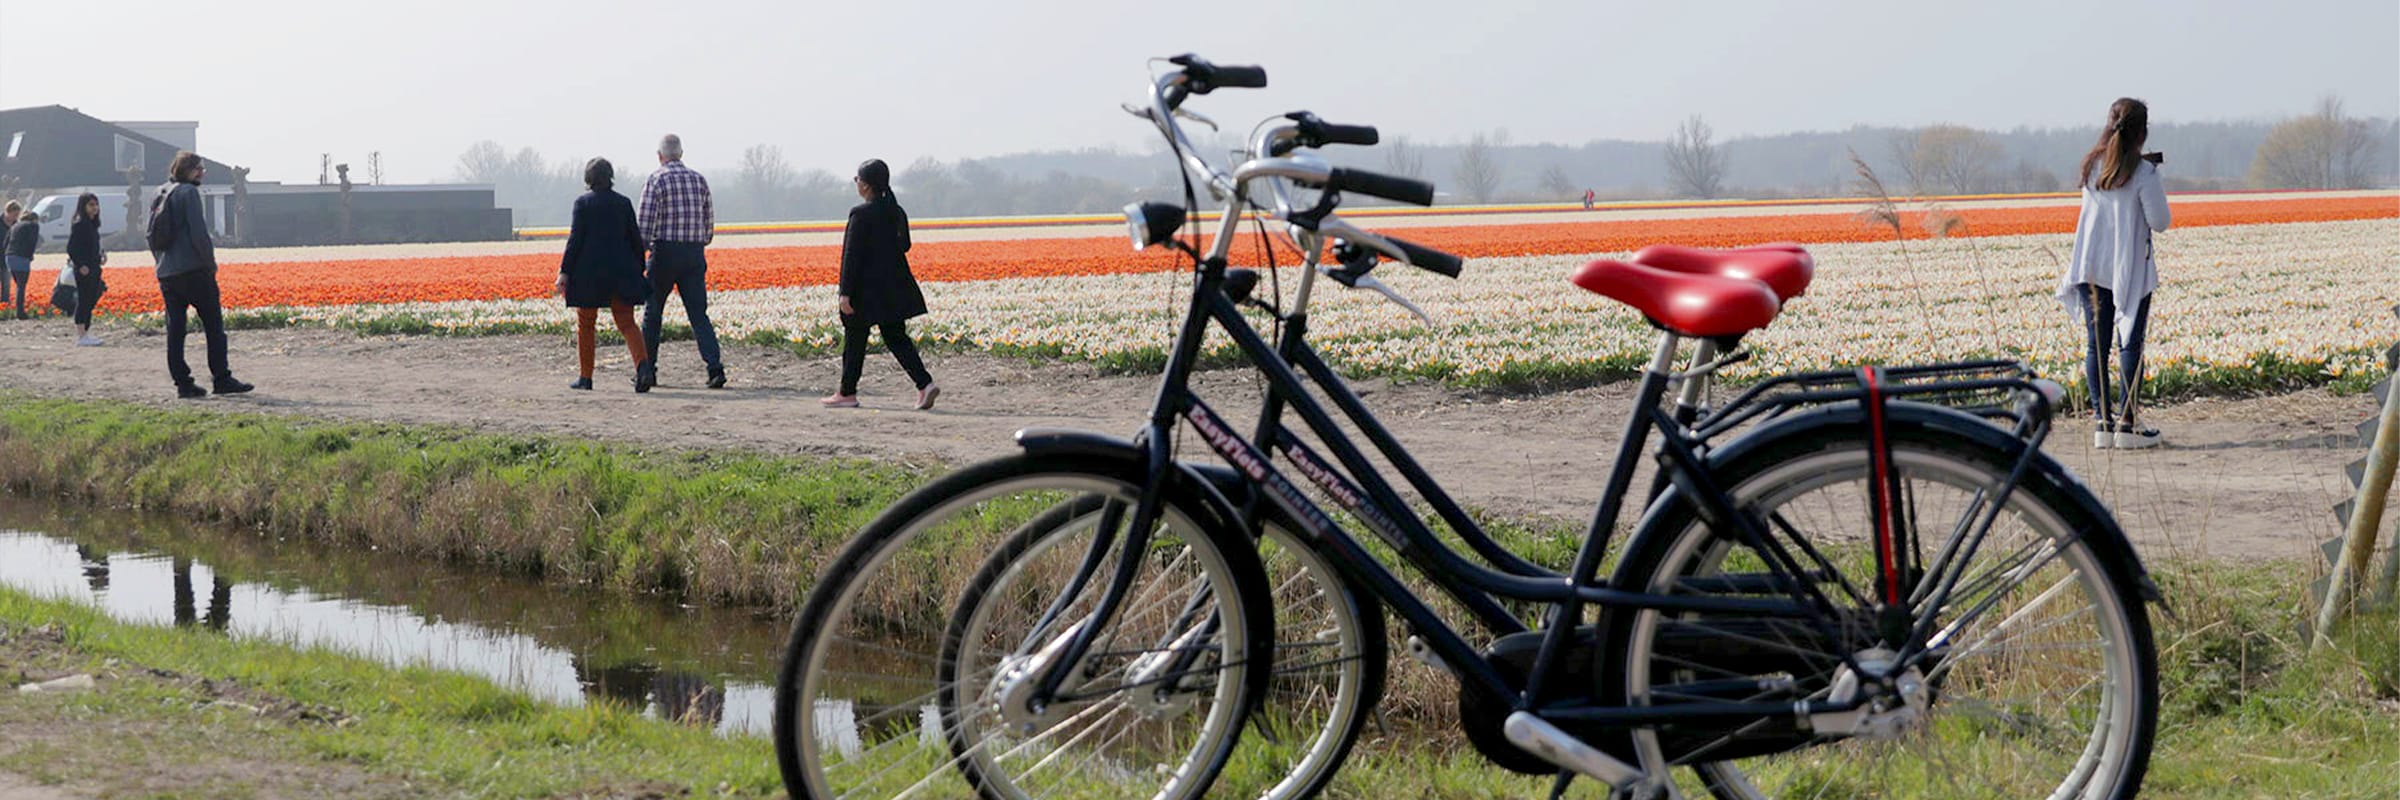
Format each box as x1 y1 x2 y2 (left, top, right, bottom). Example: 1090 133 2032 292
159 269 231 385
73 267 105 327
839 318 932 396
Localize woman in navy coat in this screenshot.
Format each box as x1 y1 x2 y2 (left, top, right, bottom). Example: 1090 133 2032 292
554 157 654 391
822 158 937 409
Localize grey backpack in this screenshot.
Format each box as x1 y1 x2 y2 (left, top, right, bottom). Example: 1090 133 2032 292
145 186 177 252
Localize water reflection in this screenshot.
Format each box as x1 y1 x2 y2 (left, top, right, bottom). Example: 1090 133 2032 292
573 656 730 726
0 497 789 737
167 557 234 632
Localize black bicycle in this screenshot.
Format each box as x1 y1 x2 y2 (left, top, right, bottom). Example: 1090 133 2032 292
773 56 2160 800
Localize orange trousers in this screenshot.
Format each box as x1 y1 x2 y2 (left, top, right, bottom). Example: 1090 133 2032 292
577 300 650 378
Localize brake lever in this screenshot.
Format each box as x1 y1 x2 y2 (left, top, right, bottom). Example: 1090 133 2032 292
1353 274 1433 324
1175 107 1219 132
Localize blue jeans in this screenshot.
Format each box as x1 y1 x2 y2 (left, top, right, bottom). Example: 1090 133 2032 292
2077 283 2151 425
640 241 722 371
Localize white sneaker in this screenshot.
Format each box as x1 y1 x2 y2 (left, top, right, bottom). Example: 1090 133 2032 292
2092 425 2115 449
75 335 102 347
2114 425 2162 450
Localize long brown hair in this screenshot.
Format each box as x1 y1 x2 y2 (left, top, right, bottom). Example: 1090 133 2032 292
167 150 206 183
2078 98 2149 191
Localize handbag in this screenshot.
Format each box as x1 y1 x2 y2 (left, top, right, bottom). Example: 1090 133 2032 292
48 267 76 312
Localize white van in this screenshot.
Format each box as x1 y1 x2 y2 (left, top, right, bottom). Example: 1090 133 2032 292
29 190 131 246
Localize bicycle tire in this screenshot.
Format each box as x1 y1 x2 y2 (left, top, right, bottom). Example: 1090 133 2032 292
942 491 1389 800
1237 509 1389 800
772 452 1276 800
1608 407 2157 799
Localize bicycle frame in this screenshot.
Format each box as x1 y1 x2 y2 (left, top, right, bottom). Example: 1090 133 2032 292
1019 59 2073 790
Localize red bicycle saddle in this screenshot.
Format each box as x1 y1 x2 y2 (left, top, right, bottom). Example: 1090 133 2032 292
1571 258 1781 338
1629 243 1814 301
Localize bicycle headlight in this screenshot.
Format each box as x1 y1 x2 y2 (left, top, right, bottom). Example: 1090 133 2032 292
1124 201 1186 251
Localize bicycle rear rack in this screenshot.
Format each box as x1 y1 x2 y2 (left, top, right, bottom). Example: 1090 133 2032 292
1691 359 2057 447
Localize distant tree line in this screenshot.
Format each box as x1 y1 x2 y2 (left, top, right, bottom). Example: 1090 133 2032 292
454 97 2396 224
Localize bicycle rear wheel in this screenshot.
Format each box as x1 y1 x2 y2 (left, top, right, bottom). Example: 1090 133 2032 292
772 453 1272 800
1613 415 2157 799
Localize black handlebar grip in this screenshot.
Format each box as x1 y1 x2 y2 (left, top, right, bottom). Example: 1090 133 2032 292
1208 64 1268 89
1327 168 1436 206
1317 123 1379 146
1383 235 1465 278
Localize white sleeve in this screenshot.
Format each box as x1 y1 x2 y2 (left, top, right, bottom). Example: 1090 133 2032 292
2138 162 2170 232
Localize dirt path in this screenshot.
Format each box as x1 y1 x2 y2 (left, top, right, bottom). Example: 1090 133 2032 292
0 771 73 800
0 317 2377 563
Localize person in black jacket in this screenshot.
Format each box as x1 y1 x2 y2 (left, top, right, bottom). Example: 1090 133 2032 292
0 202 17 313
553 158 654 391
66 193 108 345
3 202 41 320
821 159 937 410
153 150 252 399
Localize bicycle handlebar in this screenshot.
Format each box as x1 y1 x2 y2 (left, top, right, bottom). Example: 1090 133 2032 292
1326 168 1436 206
1266 111 1380 157
1169 54 1266 93
1317 215 1465 279
1381 235 1464 278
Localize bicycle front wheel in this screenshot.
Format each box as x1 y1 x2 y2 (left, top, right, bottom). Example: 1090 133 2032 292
1614 415 2157 799
773 452 1273 800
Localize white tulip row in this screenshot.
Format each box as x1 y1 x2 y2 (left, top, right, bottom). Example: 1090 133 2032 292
216 219 2400 392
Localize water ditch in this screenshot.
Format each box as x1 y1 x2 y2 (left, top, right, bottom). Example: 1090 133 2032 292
0 494 796 737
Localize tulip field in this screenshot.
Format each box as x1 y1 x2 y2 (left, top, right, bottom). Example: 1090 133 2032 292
41 193 2400 395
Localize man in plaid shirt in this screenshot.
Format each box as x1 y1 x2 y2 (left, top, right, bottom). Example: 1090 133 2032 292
636 133 726 390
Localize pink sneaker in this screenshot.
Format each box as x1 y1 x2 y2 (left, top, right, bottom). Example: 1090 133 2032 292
820 394 860 408
915 384 941 411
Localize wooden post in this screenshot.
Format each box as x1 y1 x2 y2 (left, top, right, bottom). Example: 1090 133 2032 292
2315 370 2400 646
2376 516 2400 608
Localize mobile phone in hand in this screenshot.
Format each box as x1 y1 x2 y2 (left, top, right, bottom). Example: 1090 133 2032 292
2142 152 2165 165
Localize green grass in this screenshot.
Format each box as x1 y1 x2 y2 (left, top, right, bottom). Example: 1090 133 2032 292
0 391 930 610
2138 561 2400 797
0 588 779 798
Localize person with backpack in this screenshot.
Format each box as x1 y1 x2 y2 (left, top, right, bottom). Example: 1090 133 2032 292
2058 98 2170 450
4 202 41 319
150 150 252 399
66 192 108 345
821 159 938 410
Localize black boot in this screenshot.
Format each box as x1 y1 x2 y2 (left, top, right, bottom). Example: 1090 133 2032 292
569 376 594 391
175 382 207 399
706 366 727 389
211 376 254 395
634 362 656 393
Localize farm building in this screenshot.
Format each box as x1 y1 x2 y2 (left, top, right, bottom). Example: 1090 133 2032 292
0 105 513 246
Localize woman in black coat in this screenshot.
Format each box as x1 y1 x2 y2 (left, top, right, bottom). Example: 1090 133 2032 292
66 193 108 345
822 158 937 410
553 158 654 391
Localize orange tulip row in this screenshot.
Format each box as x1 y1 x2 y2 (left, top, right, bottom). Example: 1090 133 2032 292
49 195 2395 314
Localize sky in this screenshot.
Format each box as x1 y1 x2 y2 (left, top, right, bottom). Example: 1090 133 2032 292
1 0 2393 185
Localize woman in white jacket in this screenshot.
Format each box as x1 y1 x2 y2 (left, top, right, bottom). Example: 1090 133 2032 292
2059 98 2170 449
